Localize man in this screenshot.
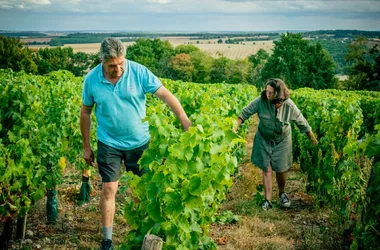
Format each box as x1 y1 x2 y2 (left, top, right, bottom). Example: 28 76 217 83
80 38 191 250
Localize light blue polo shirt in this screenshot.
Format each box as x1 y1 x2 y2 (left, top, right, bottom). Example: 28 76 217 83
82 59 162 150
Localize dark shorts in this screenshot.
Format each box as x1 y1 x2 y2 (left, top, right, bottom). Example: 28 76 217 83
97 140 149 182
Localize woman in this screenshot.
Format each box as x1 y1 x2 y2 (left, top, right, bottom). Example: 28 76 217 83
233 78 318 210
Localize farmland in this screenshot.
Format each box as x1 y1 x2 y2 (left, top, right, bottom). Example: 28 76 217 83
26 37 274 59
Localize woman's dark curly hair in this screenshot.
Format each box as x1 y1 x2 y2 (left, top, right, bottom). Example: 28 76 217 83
261 78 290 104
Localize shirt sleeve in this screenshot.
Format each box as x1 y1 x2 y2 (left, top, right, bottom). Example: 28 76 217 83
291 103 311 133
239 97 260 122
82 76 94 107
141 66 163 94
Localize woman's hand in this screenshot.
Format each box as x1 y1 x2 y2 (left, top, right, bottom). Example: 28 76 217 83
232 127 238 133
307 131 318 145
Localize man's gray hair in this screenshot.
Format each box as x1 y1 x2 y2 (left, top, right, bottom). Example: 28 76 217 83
100 38 126 62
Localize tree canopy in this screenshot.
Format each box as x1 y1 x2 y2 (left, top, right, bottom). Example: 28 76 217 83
259 33 337 89
0 36 37 74
346 36 380 91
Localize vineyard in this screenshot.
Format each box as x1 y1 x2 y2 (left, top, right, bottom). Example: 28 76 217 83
0 70 379 249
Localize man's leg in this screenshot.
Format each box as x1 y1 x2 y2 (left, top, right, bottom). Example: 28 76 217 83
97 140 122 246
100 181 119 240
124 141 149 176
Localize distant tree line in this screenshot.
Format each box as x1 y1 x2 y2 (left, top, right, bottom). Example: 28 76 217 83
50 37 135 46
0 36 98 77
1 33 379 90
25 41 50 45
303 30 380 39
0 31 48 38
224 36 278 44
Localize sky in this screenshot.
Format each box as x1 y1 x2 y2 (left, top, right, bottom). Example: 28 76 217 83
0 0 380 32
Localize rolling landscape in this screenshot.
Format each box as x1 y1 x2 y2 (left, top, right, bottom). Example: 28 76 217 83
1 0 380 249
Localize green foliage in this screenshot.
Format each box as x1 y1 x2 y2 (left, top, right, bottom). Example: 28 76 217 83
292 90 365 218
225 59 251 84
0 70 88 223
123 109 243 249
122 79 254 249
291 88 380 247
215 210 240 224
167 53 194 82
0 36 37 74
210 57 231 83
126 38 254 84
352 126 380 249
253 184 265 205
248 49 269 67
247 49 269 85
175 44 200 55
260 33 337 89
346 36 380 91
34 47 97 76
126 38 175 77
188 51 213 83
309 39 350 75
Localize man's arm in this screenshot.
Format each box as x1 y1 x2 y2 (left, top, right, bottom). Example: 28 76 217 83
154 86 191 131
80 105 95 166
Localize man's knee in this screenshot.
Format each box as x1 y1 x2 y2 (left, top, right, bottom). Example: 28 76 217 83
102 181 118 199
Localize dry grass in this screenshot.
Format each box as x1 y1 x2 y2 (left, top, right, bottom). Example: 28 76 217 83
20 38 52 43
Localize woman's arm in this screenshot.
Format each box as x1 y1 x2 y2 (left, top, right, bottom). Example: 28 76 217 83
306 130 318 145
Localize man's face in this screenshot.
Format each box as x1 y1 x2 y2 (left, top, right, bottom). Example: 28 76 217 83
102 56 125 79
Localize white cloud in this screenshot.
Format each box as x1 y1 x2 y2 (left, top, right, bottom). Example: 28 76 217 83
27 0 51 4
148 0 172 3
0 1 13 8
1 0 380 31
2 0 380 14
0 0 50 9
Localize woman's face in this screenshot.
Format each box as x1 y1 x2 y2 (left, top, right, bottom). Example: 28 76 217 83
266 85 275 101
266 84 283 109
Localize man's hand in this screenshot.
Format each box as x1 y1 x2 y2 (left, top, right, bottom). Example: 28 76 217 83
181 118 192 132
83 148 95 166
154 86 192 132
